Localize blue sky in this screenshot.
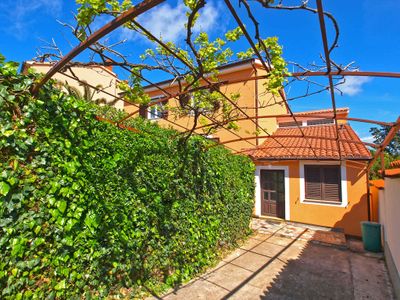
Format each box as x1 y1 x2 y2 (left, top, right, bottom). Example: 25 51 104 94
0 0 399 141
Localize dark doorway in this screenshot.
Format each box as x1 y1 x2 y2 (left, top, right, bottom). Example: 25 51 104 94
260 170 285 218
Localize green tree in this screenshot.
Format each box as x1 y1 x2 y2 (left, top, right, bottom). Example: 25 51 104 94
369 125 400 157
368 150 399 179
72 0 290 138
368 125 400 179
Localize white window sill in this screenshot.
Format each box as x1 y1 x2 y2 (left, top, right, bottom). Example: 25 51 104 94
301 199 345 207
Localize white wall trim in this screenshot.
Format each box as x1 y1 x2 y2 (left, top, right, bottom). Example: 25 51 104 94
255 165 290 220
299 160 348 207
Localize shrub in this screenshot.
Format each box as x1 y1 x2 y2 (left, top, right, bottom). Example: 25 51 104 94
0 55 255 298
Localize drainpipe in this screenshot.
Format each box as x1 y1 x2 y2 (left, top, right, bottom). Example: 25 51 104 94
251 60 259 146
366 169 371 222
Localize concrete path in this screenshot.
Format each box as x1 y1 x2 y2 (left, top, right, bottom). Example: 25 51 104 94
152 220 394 300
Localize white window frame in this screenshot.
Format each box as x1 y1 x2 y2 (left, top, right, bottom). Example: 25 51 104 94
299 160 348 207
255 165 290 220
147 96 167 120
148 105 162 120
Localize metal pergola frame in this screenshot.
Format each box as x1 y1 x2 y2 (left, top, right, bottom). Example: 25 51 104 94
30 0 399 177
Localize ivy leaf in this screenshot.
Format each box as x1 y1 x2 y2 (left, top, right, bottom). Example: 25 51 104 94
84 211 99 229
54 280 66 290
57 200 67 213
34 226 41 235
0 181 10 196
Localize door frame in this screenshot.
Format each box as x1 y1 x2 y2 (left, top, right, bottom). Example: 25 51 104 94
255 165 290 220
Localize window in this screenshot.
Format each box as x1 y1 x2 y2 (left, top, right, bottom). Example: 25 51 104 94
307 119 335 126
304 165 341 203
178 93 197 116
147 97 168 120
181 92 220 116
278 121 302 128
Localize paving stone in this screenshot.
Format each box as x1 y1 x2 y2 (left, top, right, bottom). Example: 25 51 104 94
162 279 227 300
262 265 354 300
251 232 272 241
251 241 285 257
260 244 354 300
207 259 227 273
348 238 365 253
310 230 347 249
275 224 307 239
153 218 394 299
202 263 253 291
230 251 272 272
277 240 308 263
221 248 246 263
246 259 288 290
286 243 351 275
350 252 395 300
264 235 294 247
240 237 265 250
227 283 266 300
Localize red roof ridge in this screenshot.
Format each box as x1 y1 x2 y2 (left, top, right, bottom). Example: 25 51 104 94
292 107 349 116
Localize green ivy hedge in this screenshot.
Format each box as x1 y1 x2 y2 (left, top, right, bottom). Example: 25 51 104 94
0 55 255 299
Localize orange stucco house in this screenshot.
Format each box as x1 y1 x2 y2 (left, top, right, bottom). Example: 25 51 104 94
26 59 371 237
247 108 371 236
133 59 372 237
125 59 288 151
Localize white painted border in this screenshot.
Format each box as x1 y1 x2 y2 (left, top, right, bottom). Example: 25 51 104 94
255 165 290 220
299 160 348 207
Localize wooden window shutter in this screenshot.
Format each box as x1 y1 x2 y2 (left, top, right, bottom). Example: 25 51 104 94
305 166 322 200
322 166 341 202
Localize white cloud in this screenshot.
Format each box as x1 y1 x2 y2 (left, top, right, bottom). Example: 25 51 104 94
119 27 136 41
361 136 375 144
127 1 220 43
340 76 371 96
0 0 62 38
193 3 220 34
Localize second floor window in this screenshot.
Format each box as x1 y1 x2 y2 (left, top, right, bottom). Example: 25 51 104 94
145 96 168 120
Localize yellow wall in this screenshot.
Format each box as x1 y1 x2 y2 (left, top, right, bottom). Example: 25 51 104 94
256 160 369 236
125 63 286 152
370 179 384 222
24 63 124 109
255 68 287 145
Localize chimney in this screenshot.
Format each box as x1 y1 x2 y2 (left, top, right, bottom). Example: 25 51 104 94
105 59 113 72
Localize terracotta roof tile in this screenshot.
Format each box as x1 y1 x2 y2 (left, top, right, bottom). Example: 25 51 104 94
370 179 385 189
390 160 400 168
246 124 371 160
384 168 400 177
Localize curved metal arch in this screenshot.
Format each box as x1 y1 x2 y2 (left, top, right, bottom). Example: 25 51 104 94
31 0 165 95
24 0 400 174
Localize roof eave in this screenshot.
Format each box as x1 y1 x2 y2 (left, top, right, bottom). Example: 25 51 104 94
251 156 371 161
